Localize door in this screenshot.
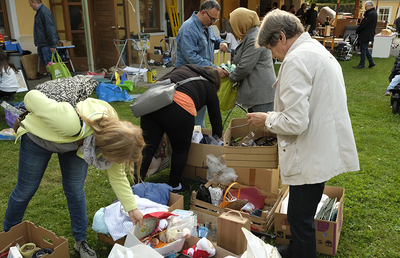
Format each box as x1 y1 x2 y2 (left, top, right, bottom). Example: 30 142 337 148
93 0 119 70
184 0 200 22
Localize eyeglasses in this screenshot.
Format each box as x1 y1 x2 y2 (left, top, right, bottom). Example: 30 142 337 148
205 10 219 23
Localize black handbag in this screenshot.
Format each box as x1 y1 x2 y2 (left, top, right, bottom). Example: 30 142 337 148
196 184 211 204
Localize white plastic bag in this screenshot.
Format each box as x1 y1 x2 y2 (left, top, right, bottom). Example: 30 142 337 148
206 154 238 185
241 228 282 258
108 243 163 258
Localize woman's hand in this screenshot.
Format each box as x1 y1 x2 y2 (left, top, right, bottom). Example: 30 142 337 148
246 112 269 128
128 209 143 227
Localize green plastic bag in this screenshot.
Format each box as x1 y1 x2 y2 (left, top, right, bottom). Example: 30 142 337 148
47 51 71 80
218 77 238 111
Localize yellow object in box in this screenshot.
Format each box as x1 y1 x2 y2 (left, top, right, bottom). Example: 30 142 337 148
147 68 157 84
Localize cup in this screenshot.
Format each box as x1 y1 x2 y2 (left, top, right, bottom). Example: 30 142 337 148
205 216 218 243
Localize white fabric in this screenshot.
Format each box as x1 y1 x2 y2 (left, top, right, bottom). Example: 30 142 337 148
104 195 169 241
280 193 330 217
0 67 18 92
265 32 359 186
225 32 239 50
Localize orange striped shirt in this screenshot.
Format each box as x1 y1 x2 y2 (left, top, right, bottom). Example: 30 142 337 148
173 91 197 116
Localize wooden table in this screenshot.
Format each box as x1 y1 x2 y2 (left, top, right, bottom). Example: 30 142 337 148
312 36 343 48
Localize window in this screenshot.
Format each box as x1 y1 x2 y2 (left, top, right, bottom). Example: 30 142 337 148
139 0 160 32
0 0 10 40
377 7 390 22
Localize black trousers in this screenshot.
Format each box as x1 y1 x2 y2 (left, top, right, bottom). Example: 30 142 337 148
140 102 194 187
0 90 15 102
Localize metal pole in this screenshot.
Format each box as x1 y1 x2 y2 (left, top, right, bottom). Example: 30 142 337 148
331 0 340 52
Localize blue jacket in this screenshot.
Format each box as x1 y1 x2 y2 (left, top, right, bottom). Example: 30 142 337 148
34 4 59 48
176 12 225 68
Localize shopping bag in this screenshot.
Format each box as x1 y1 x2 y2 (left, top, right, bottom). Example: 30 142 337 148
218 77 238 111
108 243 163 258
46 51 71 80
96 83 133 103
240 228 281 258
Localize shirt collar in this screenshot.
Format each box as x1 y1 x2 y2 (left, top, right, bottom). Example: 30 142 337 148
36 3 43 11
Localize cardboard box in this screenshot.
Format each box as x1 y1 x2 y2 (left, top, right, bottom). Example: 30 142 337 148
149 53 163 63
223 118 278 169
0 221 69 258
58 40 72 46
183 236 238 258
98 192 184 245
131 49 149 64
235 167 280 194
217 210 250 255
274 185 345 256
20 53 47 80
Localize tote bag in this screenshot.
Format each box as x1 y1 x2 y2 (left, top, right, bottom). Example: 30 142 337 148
218 77 238 111
130 76 208 117
46 51 71 80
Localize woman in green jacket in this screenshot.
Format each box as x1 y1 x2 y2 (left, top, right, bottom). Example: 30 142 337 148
3 90 145 258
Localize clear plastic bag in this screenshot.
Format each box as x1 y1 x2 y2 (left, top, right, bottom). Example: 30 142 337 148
164 215 197 243
206 154 238 186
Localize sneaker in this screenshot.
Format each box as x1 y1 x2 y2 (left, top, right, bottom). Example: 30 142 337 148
385 90 391 96
74 241 97 258
171 183 190 193
353 65 365 69
368 63 376 68
277 244 293 258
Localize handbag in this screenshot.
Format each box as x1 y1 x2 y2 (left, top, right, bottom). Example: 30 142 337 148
96 83 133 103
46 51 71 80
130 76 208 117
218 77 238 111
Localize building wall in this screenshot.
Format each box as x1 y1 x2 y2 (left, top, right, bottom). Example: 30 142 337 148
17 0 51 36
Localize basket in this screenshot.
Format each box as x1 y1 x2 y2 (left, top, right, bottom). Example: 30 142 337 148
3 102 25 128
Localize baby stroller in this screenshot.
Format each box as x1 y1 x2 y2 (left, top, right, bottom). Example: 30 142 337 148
336 25 359 61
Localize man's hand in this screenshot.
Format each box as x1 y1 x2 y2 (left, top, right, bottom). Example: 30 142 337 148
217 67 229 78
219 42 228 52
50 48 57 52
128 208 143 227
246 112 269 128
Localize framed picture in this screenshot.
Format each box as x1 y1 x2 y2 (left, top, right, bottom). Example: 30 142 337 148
16 69 28 93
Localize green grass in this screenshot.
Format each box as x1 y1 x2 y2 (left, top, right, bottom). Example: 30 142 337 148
1 52 400 257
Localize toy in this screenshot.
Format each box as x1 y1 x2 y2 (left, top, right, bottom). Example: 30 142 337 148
182 237 216 258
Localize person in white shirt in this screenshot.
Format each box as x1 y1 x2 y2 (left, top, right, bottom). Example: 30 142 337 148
0 49 19 102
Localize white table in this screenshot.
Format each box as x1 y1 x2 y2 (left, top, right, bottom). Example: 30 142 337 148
372 33 397 58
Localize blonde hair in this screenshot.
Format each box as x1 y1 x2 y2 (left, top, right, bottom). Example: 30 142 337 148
256 9 304 48
79 108 145 181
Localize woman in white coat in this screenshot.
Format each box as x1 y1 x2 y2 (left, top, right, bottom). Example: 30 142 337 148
247 9 359 258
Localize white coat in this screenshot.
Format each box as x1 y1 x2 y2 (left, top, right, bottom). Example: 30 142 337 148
265 33 360 185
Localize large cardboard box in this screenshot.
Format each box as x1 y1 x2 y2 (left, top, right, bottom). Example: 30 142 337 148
223 118 278 169
0 221 69 258
274 185 345 256
20 53 47 80
149 53 163 63
98 192 184 245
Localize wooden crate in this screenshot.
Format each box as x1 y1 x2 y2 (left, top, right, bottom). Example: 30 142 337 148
190 184 283 233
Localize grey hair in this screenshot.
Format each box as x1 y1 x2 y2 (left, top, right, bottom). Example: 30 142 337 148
256 9 304 48
365 1 374 7
200 0 220 11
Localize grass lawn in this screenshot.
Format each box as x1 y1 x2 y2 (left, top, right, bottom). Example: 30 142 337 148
1 52 399 257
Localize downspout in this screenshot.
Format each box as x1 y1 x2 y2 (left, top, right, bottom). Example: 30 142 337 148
82 0 94 71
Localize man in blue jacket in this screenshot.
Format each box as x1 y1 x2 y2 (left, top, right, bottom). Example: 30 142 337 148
29 0 59 69
176 0 228 128
353 1 377 69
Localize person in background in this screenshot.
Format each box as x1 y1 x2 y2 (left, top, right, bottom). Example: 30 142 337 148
250 9 359 258
0 49 18 103
385 62 400 96
353 1 377 69
139 64 223 193
296 3 307 24
305 3 318 34
3 90 145 258
228 8 276 113
287 5 296 14
271 2 279 10
395 15 400 38
176 0 228 128
281 5 287 11
28 0 58 69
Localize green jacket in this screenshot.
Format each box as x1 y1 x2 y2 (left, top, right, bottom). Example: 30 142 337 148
17 90 138 212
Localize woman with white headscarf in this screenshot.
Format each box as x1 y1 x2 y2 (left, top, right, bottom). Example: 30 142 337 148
228 7 276 113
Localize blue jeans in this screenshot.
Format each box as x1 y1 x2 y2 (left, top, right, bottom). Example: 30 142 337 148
287 182 325 258
359 41 374 67
195 105 207 128
3 135 89 242
37 46 53 67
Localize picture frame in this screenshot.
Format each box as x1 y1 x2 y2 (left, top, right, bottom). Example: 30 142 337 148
16 69 28 93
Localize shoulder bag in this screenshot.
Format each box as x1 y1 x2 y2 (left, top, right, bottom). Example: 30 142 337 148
130 76 208 117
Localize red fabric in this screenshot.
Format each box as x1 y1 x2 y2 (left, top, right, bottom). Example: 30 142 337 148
192 250 210 258
143 211 175 220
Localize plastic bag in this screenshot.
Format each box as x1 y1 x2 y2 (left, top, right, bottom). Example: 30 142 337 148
108 243 163 258
217 77 238 111
241 228 282 258
96 83 133 103
206 154 238 186
46 51 71 80
208 186 223 206
165 215 197 243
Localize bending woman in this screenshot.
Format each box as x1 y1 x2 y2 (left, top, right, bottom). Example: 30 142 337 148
139 64 223 193
3 90 145 258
